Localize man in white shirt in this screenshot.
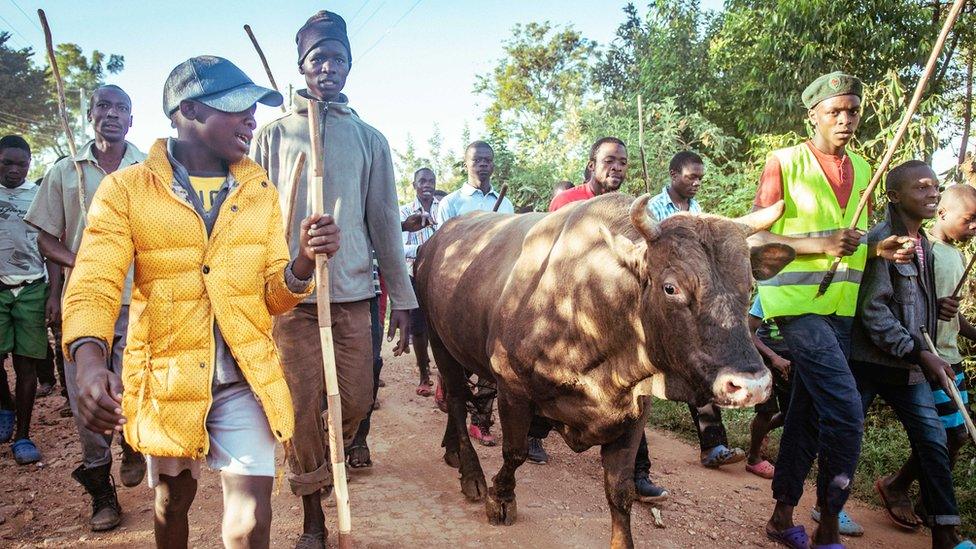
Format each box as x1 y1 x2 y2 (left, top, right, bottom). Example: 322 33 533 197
400 167 439 396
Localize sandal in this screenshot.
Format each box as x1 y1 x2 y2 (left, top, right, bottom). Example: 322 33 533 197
0 410 15 443
874 478 921 530
766 524 809 549
416 383 433 397
347 444 372 468
701 445 746 468
434 378 448 413
746 459 775 479
811 508 863 537
11 438 41 465
954 541 976 549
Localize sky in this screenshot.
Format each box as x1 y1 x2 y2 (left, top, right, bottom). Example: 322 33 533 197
0 0 718 175
0 0 957 177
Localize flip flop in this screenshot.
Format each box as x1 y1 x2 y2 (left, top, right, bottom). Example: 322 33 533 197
416 383 433 397
0 410 15 443
701 444 746 468
746 460 775 479
811 508 863 537
874 478 921 530
812 545 846 549
766 524 809 549
11 438 41 465
954 541 976 549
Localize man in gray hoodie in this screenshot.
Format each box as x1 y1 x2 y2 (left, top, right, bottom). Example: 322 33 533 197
252 10 416 549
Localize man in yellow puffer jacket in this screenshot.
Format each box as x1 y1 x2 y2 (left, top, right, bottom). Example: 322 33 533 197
61 56 340 548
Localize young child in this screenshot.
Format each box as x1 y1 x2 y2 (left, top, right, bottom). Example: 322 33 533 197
61 56 339 548
850 160 972 549
873 182 976 534
748 296 863 537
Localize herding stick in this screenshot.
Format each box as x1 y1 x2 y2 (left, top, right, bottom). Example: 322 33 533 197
922 326 976 446
492 183 508 212
816 0 968 297
306 100 353 548
243 24 287 113
38 9 87 214
284 152 306 246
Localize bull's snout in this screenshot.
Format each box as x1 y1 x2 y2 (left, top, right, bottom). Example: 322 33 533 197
711 368 771 408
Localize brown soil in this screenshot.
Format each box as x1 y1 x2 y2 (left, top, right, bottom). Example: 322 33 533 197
0 351 929 548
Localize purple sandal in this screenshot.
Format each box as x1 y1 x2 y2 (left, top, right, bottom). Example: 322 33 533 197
767 525 810 549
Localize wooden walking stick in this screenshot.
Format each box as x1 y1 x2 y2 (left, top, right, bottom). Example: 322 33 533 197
243 24 287 113
816 0 968 297
38 9 87 214
492 183 508 212
637 95 651 195
922 326 976 446
283 152 306 246
951 252 976 299
306 100 352 548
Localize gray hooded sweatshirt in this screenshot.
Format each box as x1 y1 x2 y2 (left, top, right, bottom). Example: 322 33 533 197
253 91 417 310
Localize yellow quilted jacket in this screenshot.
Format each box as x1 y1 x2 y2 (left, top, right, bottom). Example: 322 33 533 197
62 139 312 459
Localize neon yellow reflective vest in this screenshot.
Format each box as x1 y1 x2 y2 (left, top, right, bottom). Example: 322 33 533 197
757 143 870 318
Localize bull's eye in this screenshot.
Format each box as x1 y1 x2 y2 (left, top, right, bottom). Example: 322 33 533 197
663 283 678 295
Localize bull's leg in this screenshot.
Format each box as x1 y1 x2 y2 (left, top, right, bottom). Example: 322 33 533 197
428 334 487 501
600 398 652 549
486 393 531 526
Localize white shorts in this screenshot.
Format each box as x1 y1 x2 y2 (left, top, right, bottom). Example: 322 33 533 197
146 381 277 488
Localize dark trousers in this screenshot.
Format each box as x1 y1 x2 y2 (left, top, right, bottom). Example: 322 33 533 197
353 296 385 443
687 402 728 450
771 314 863 515
854 362 960 526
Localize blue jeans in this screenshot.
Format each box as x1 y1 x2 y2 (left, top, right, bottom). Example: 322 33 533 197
771 314 863 514
853 362 960 526
352 296 384 443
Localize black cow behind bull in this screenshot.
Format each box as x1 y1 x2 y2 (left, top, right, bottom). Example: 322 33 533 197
414 193 794 548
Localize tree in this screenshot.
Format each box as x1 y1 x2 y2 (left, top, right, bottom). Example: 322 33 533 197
0 33 58 153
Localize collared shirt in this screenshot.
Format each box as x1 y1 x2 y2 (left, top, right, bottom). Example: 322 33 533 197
647 185 702 221
0 180 45 285
435 183 514 226
26 140 144 303
399 197 439 274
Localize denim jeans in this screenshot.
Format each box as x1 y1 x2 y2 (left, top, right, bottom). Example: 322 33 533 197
854 362 960 526
353 296 385 443
771 314 863 514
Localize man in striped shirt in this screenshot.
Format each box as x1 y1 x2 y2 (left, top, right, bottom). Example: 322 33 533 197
400 167 439 396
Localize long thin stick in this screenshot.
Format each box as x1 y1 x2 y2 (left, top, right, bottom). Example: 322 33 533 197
922 326 976 446
952 251 976 299
491 183 508 212
306 100 352 549
816 0 967 297
637 95 650 194
38 9 87 214
284 152 306 246
244 24 287 113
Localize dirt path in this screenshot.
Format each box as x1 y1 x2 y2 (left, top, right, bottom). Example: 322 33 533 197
0 351 929 548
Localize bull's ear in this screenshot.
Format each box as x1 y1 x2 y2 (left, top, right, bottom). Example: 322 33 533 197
750 243 795 280
600 224 645 275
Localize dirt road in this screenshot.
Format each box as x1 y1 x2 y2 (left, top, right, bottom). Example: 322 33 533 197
0 350 929 548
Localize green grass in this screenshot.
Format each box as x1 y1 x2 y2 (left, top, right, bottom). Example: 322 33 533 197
648 398 976 536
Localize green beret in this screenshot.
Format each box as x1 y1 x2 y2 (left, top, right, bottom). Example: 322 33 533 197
802 72 863 109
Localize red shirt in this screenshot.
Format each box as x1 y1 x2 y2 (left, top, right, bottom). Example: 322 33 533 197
548 184 595 212
754 141 856 209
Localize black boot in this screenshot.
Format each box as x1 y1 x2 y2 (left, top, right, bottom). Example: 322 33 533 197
71 463 122 531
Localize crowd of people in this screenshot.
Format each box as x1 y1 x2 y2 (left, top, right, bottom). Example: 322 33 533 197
0 7 974 549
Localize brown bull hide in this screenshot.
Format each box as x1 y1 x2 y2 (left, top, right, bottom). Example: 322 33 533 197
414 193 790 548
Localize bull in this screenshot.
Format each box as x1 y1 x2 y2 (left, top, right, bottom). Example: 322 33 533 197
414 193 793 548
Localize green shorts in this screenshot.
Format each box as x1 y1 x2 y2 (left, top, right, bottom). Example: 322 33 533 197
0 280 49 359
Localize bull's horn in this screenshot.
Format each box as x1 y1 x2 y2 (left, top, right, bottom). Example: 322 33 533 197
630 194 661 242
734 200 785 235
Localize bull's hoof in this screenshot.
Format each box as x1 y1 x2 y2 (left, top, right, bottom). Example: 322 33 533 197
485 489 517 525
444 450 460 469
460 473 487 502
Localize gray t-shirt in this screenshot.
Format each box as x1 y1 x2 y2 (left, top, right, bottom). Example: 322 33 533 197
25 140 144 303
0 180 44 283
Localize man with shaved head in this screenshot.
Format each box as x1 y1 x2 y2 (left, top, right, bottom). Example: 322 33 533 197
26 83 145 532
869 180 976 544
